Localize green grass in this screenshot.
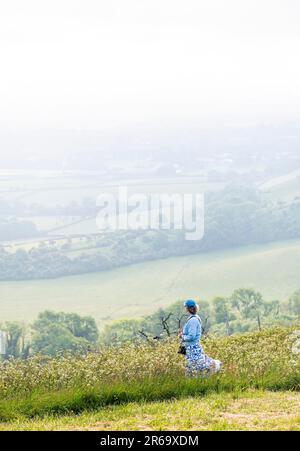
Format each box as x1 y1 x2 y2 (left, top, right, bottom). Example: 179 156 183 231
2 390 300 431
1 371 300 423
0 239 299 325
48 217 100 235
1 327 299 430
18 216 81 233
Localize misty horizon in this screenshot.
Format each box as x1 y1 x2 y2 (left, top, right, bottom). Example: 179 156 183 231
1 1 300 138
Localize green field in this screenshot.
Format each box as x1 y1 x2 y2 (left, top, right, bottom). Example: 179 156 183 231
0 239 299 325
261 172 300 203
0 173 223 207
18 216 81 232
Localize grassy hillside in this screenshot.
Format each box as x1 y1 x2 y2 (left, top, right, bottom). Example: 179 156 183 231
0 239 299 325
2 391 299 431
261 171 300 203
0 327 300 430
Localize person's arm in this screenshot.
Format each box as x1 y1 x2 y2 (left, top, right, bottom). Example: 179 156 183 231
182 318 199 342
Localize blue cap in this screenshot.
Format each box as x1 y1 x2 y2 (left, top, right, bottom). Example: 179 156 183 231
183 299 197 308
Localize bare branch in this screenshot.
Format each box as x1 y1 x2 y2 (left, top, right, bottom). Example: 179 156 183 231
161 312 172 337
138 329 151 342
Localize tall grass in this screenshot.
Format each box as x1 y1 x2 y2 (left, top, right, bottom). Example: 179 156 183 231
0 327 299 421
1 371 300 422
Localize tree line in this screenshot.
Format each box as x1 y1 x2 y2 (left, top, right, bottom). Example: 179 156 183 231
0 311 99 359
1 288 299 359
0 196 98 221
1 186 300 281
100 288 300 345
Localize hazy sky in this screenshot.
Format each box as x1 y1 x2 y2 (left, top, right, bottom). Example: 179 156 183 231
1 0 300 131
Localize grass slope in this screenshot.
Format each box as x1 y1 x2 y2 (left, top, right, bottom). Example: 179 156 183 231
1 372 300 423
2 390 300 431
1 327 300 431
261 174 300 203
0 239 299 324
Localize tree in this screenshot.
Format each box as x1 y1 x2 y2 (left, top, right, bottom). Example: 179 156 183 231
264 300 280 317
288 290 300 316
32 323 92 356
62 312 99 343
100 319 142 345
196 300 211 336
31 311 99 356
1 322 30 359
212 297 233 335
231 288 264 331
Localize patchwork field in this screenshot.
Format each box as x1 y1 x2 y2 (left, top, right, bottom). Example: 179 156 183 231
0 239 299 325
0 172 223 207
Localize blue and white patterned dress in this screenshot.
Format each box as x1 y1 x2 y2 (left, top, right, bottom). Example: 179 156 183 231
182 315 217 376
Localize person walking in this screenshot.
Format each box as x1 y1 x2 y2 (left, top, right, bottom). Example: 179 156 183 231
180 299 222 377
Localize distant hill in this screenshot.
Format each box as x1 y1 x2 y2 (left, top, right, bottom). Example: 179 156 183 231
0 239 299 325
